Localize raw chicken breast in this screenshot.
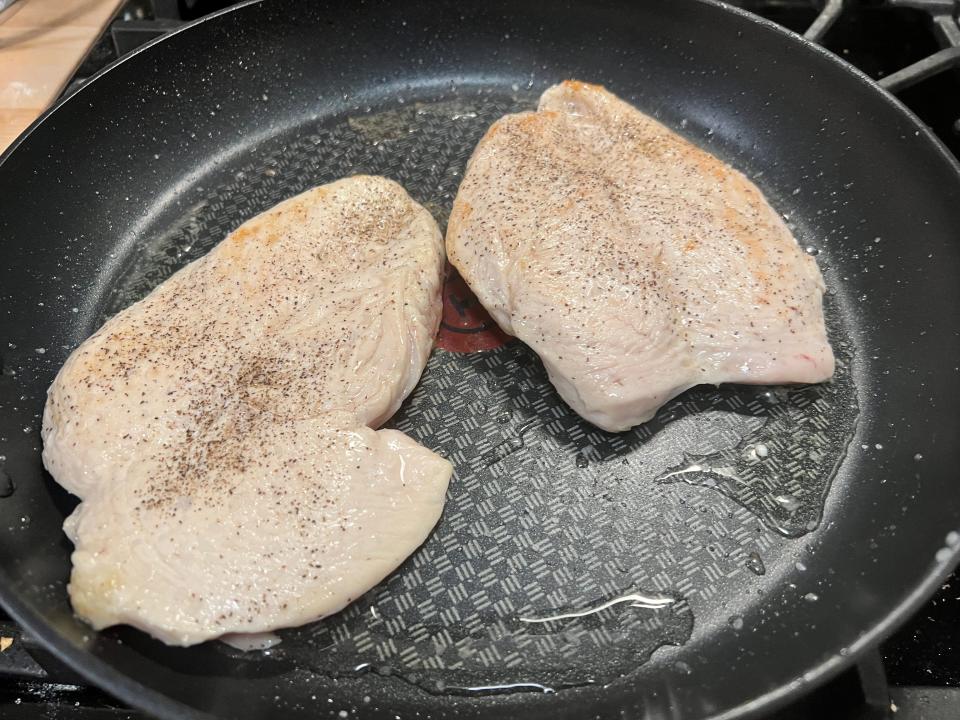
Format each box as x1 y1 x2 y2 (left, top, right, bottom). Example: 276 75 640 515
447 81 835 432
42 176 451 646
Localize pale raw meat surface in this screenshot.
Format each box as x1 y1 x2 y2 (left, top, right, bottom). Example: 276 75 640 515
42 175 452 646
447 81 835 432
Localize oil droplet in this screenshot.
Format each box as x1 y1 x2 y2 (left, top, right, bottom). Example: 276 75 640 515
875 443 884 450
485 436 524 466
804 246 820 256
220 632 281 651
795 561 807 572
20 515 30 527
458 683 555 695
745 551 766 575
728 616 744 630
748 443 769 460
761 390 780 404
518 592 674 624
774 493 801 515
913 453 923 462
674 660 692 675
803 592 819 602
34 347 46 355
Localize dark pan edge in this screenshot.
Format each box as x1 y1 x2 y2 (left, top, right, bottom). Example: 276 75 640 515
724 556 960 720
0 0 957 718
0 0 264 171
0 5 267 719
694 1 960 718
705 0 960 182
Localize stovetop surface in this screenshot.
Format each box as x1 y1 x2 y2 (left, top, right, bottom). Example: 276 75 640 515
2 1 960 718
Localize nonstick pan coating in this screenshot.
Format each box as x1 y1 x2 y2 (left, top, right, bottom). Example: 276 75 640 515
1 1 960 719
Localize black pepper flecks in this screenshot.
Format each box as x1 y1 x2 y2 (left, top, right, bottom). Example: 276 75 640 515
446 80 834 432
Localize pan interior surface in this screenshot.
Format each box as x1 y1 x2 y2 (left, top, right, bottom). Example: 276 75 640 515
0 1 958 719
104 92 858 696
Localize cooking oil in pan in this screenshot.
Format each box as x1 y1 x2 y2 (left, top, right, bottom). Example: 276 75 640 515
264 585 692 695
654 317 857 538
518 592 675 624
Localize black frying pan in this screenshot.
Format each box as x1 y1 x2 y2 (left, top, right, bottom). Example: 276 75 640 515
1 1 960 718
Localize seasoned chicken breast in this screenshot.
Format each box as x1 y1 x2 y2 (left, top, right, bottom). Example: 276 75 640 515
42 176 451 646
447 81 835 432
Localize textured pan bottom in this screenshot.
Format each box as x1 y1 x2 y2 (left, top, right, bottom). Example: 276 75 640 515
102 93 859 692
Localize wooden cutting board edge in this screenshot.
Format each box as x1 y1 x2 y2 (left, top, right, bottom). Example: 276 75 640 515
1 0 124 154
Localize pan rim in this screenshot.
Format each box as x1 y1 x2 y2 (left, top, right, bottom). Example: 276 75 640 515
0 1 958 718
694 3 960 711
